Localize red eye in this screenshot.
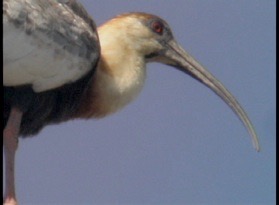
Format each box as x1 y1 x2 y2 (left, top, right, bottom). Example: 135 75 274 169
152 21 164 35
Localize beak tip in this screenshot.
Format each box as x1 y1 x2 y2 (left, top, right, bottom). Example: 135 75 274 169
252 136 260 152
254 143 260 152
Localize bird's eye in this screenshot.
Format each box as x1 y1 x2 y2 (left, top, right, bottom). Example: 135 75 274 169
151 21 164 35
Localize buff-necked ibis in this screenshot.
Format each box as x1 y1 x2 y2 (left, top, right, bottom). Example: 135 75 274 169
3 0 260 204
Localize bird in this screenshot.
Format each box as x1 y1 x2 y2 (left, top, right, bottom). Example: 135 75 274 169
3 0 260 204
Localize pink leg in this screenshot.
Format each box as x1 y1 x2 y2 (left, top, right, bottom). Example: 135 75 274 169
3 107 23 205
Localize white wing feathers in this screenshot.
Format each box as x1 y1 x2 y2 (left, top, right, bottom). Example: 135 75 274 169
3 0 99 92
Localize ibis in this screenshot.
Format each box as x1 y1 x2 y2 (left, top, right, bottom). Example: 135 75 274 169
3 0 260 204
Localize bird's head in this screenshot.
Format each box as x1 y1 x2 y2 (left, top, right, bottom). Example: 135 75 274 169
97 12 259 151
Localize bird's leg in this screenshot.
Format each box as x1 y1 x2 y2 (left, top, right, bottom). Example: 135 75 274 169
3 107 23 205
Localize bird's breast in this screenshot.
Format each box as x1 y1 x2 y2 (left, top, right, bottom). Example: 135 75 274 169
80 57 146 118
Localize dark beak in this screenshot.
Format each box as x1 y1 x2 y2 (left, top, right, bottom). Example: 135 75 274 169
162 39 260 151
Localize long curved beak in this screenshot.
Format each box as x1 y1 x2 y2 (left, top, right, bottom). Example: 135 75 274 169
162 39 260 152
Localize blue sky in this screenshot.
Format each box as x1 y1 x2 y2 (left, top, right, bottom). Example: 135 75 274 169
5 0 275 204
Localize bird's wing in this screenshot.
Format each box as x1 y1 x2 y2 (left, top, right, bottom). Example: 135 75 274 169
3 0 100 92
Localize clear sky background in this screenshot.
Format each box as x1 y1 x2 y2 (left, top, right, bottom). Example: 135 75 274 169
4 0 275 204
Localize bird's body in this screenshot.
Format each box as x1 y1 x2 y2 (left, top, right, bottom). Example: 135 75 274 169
3 0 99 136
3 0 260 204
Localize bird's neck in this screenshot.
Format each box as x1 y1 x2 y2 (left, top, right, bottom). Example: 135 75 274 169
77 27 146 118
